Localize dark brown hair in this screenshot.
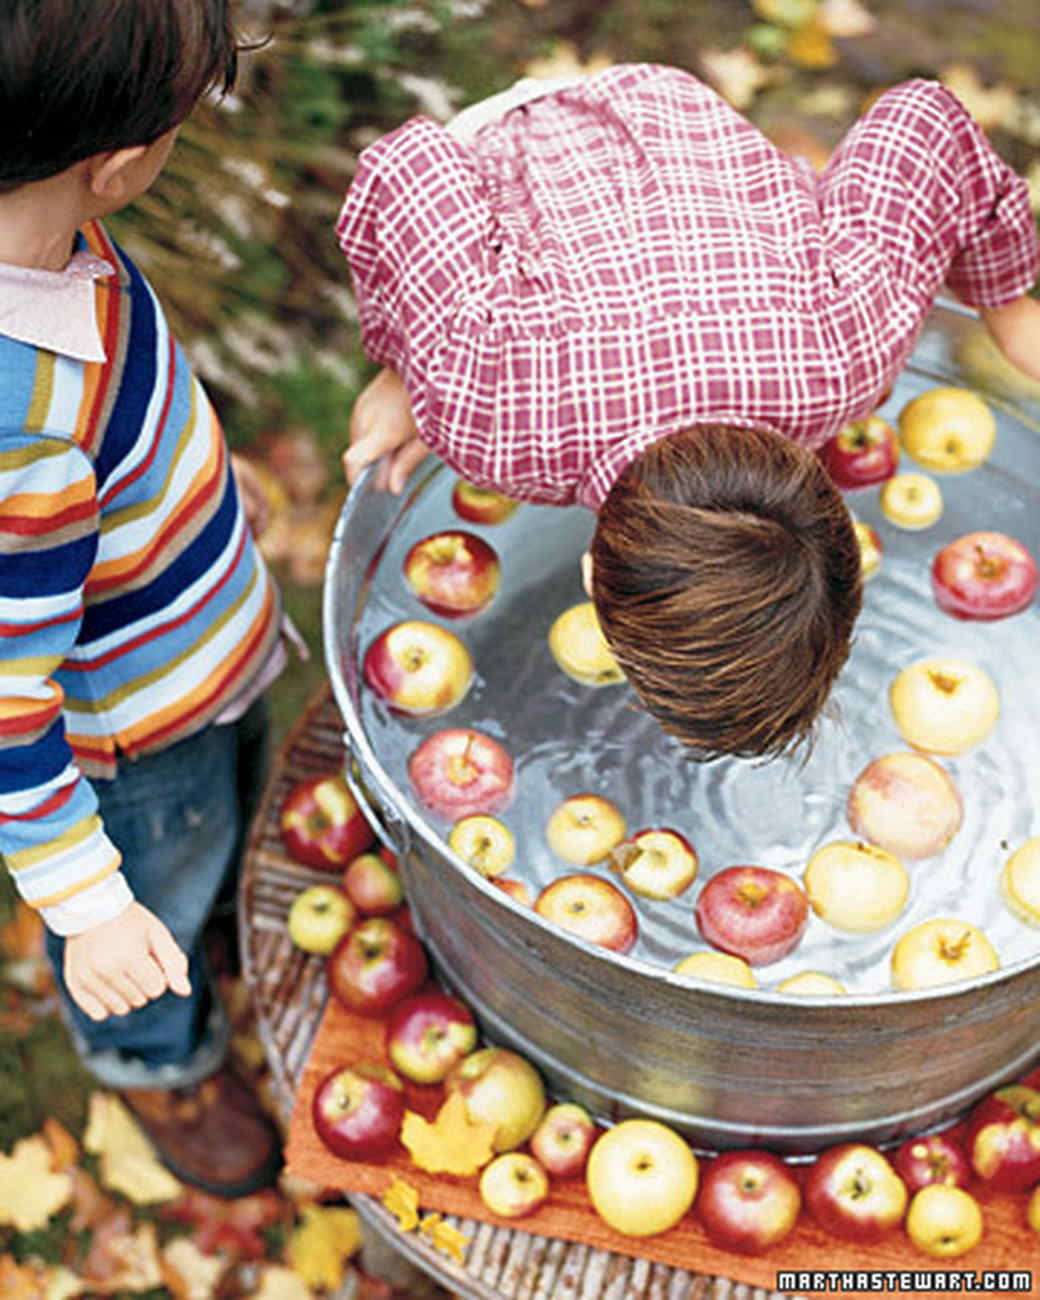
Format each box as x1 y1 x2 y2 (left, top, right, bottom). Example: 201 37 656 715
590 425 862 760
0 0 241 190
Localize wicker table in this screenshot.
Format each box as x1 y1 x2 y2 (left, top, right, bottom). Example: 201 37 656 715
240 682 791 1300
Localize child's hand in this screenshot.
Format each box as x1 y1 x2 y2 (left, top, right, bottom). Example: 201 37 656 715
980 295 1040 383
343 367 429 493
63 902 192 1020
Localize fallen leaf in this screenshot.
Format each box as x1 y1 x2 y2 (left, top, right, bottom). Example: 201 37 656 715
1007 99 1040 148
41 1117 79 1172
43 1265 83 1300
785 19 839 69
818 0 875 38
699 47 774 110
79 1217 163 1295
752 0 817 26
0 1135 72 1231
285 1203 362 1292
419 1212 470 1264
0 1255 47 1299
263 428 329 507
252 1264 314 1300
160 1237 227 1300
400 1091 497 1176
381 1174 420 1233
0 901 46 960
66 1167 118 1234
160 1186 285 1259
522 40 613 82
83 1091 182 1204
940 63 1017 131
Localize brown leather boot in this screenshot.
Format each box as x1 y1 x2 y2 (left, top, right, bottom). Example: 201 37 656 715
121 1065 282 1198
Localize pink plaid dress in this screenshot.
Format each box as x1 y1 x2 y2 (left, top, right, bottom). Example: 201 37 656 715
337 65 1038 509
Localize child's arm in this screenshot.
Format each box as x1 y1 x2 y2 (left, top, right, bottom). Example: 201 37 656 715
63 902 191 1020
343 366 430 494
979 295 1040 383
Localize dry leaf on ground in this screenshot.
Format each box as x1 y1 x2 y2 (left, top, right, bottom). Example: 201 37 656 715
160 1187 285 1259
160 1237 228 1300
818 0 875 38
285 1203 362 1292
419 1213 470 1265
83 1092 183 1204
78 1216 163 1295
400 1091 497 1176
252 1264 314 1300
699 48 774 110
0 1135 72 1232
381 1174 420 1233
940 63 1017 131
522 41 612 81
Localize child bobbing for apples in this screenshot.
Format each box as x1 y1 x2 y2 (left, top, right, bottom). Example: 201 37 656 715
338 64 1040 760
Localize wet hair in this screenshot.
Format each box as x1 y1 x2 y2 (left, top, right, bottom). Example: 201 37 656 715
0 0 241 191
590 425 863 760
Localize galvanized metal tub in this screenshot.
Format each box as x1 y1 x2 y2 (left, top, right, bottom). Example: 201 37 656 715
323 301 1040 1154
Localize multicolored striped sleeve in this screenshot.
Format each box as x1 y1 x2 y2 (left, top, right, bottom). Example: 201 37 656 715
0 431 130 934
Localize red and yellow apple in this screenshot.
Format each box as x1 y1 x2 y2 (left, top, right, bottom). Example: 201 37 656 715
384 990 478 1085
279 771 375 870
854 519 883 580
673 951 757 988
363 620 473 716
892 1131 971 1194
694 865 809 966
610 827 698 900
822 415 900 489
452 478 518 525
879 472 943 530
403 529 501 618
905 1184 983 1258
586 1120 698 1237
341 850 404 916
889 657 999 756
494 877 533 907
1000 837 1040 926
529 1102 598 1180
898 386 996 473
545 794 627 866
931 531 1038 621
326 916 428 1016
287 884 356 955
890 919 999 991
445 1047 546 1153
448 813 515 877
804 1143 908 1242
846 752 963 861
964 1085 1040 1192
479 1152 550 1218
408 728 514 821
696 1149 802 1255
548 602 624 686
311 1061 405 1162
534 873 638 954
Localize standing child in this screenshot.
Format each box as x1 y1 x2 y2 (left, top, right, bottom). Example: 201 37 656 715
0 0 289 1195
339 64 1040 759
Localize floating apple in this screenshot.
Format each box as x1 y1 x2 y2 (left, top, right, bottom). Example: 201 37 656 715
479 1151 549 1218
326 916 428 1017
609 827 698 900
534 873 638 953
385 990 478 1085
311 1061 405 1162
452 478 518 525
448 813 515 877
931 531 1038 621
879 472 943 530
775 970 846 996
408 728 514 821
287 884 356 955
696 1149 802 1256
822 415 900 489
854 519 883 580
279 771 375 870
445 1047 546 1153
905 1184 983 1258
898 386 996 473
889 657 999 755
672 951 757 988
695 866 809 966
892 1131 971 1193
1000 837 1040 926
964 1085 1040 1192
494 877 533 907
846 752 963 861
403 529 501 618
890 918 998 991
586 1120 698 1238
342 851 404 916
548 602 625 686
545 794 627 866
362 620 473 716
529 1103 598 1180
804 1143 908 1242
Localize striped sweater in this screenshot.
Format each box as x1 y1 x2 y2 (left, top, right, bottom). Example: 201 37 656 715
0 220 282 934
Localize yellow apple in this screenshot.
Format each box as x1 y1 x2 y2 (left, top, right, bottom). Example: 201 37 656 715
999 837 1040 926
672 951 757 988
548 601 624 686
891 919 999 991
803 840 909 933
889 657 999 756
879 472 943 530
898 386 996 473
586 1120 698 1237
478 1151 550 1218
545 794 627 865
905 1184 984 1258
847 752 963 861
448 814 515 877
775 970 847 996
854 520 883 580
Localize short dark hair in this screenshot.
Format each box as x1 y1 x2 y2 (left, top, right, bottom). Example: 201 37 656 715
590 425 863 760
0 0 241 190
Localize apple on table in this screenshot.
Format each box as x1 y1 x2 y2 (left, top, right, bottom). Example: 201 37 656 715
696 1149 802 1255
326 916 429 1017
445 1046 547 1153
963 1084 1040 1192
342 848 404 916
279 771 375 870
804 1142 908 1242
892 1131 971 1194
586 1119 698 1238
529 1102 599 1180
384 990 478 1085
479 1152 550 1218
287 884 356 955
311 1061 405 1161
905 1184 984 1258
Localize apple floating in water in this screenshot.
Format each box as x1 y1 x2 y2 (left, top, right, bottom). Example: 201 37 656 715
821 414 900 489
898 386 996 473
879 471 943 530
408 728 515 821
403 529 501 618
930 530 1038 621
451 478 518 525
694 865 809 966
534 873 638 954
363 620 473 716
888 657 999 756
846 752 963 861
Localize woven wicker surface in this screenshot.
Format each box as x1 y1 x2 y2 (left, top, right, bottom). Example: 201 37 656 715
239 682 791 1300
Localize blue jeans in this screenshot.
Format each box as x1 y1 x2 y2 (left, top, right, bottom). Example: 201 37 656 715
45 698 270 1088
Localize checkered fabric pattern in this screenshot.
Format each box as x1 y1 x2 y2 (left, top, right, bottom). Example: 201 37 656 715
337 65 1038 510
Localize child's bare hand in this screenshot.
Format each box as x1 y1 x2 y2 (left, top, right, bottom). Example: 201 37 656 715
980 295 1040 383
343 367 429 493
64 902 191 1020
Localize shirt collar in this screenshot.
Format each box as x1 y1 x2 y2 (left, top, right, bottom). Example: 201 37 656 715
0 233 118 363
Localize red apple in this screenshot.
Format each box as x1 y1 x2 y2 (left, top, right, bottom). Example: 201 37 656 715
279 771 375 870
529 1103 598 1180
362 620 473 716
452 479 518 525
326 917 428 1017
694 866 809 966
804 1142 908 1242
964 1085 1040 1192
408 728 514 821
534 873 638 954
696 1149 802 1255
311 1061 405 1161
891 1131 972 1193
821 415 900 489
342 851 404 916
403 529 501 618
931 531 1038 622
445 1046 547 1152
384 990 478 1085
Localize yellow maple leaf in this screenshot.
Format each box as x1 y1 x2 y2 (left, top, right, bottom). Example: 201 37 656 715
160 1237 226 1300
252 1265 313 1300
699 48 774 111
42 1117 80 1172
0 1135 72 1232
285 1204 362 1292
940 63 1017 132
83 1092 182 1204
419 1213 470 1264
522 40 613 82
382 1174 420 1232
400 1092 497 1176
785 19 838 69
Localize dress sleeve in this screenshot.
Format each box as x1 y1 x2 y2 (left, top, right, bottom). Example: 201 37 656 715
0 433 130 935
335 117 492 429
820 79 1039 309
